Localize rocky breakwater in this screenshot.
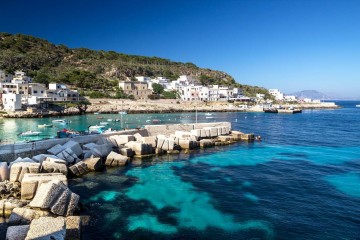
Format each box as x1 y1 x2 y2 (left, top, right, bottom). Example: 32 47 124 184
0 122 255 239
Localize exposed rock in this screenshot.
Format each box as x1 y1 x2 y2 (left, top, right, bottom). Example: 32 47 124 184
83 157 103 171
21 173 67 200
0 181 21 199
65 216 81 240
8 207 50 225
6 225 29 240
69 161 90 177
0 199 28 218
105 151 128 167
10 162 40 182
25 216 65 240
0 162 9 182
29 180 79 216
41 159 68 175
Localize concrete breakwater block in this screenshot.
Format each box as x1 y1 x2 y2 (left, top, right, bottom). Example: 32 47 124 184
178 139 198 150
204 127 219 137
140 136 157 148
29 180 79 216
66 216 81 240
241 133 255 141
217 135 232 142
105 151 128 167
0 162 9 182
83 157 103 171
156 137 174 151
230 130 243 140
25 216 66 240
83 142 98 150
41 159 68 175
32 154 59 164
0 199 28 218
92 144 113 158
6 225 30 240
9 157 35 167
69 161 90 177
10 162 40 182
63 141 83 157
125 141 152 155
47 144 66 155
119 147 134 157
200 139 215 148
21 173 67 200
109 135 135 147
56 148 79 164
8 207 50 225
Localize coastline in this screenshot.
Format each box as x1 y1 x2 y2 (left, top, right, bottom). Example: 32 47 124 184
0 99 340 118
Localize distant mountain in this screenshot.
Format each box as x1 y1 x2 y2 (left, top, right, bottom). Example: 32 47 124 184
289 90 330 100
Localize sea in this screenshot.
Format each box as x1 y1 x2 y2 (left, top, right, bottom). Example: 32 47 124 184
2 101 360 239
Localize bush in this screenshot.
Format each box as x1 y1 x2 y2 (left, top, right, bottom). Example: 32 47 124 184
148 94 160 100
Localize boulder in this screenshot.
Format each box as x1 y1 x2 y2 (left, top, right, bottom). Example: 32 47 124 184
8 207 50 225
6 225 29 240
29 180 79 216
10 162 40 182
0 162 9 181
62 141 83 157
105 151 128 167
47 144 66 155
56 148 79 164
41 159 68 175
83 157 103 171
65 216 81 240
25 217 65 240
21 173 67 200
69 161 90 177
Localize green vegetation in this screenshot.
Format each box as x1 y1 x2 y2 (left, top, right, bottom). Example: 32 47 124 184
0 33 271 98
162 91 178 99
152 83 164 94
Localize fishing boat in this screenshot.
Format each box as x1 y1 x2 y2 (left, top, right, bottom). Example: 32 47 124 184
206 116 214 119
100 122 109 125
205 113 212 116
152 119 161 123
264 108 278 113
94 112 100 115
38 124 53 128
88 125 106 133
19 130 42 137
107 119 113 122
52 119 69 124
119 111 127 115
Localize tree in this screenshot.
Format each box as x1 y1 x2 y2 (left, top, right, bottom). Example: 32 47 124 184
33 72 51 85
162 91 178 99
152 83 164 94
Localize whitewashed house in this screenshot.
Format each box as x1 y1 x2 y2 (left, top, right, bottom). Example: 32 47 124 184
284 95 297 102
0 70 13 83
269 89 284 100
12 71 32 84
135 76 151 83
2 93 22 111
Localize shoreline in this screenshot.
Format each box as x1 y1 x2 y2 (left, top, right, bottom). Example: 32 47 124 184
0 99 340 118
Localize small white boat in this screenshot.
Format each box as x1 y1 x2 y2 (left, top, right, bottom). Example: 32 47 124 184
100 122 109 125
94 112 100 115
119 111 127 115
38 124 53 128
205 113 212 116
107 119 113 122
89 125 106 133
356 105 360 108
19 130 42 137
206 116 214 119
52 119 69 124
152 119 161 123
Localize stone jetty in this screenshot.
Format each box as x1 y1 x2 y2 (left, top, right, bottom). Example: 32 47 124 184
0 122 255 239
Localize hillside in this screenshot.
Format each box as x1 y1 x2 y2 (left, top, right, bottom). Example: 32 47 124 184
290 90 330 100
0 33 269 97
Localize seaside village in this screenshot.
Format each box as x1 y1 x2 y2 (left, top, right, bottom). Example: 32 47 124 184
0 69 322 112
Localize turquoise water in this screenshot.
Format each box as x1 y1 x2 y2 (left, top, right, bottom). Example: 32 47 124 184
3 101 360 239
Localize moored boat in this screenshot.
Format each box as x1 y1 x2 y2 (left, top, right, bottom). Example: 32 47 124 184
19 130 42 137
152 119 161 123
52 119 70 124
88 125 106 133
356 105 360 108
100 122 109 125
119 111 127 115
264 108 278 113
38 124 53 128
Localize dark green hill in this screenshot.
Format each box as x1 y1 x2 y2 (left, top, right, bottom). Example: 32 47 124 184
0 33 270 97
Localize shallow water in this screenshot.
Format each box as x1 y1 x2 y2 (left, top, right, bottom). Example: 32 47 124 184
64 101 360 239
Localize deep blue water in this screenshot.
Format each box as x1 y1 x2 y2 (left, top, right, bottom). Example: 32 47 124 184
69 101 360 240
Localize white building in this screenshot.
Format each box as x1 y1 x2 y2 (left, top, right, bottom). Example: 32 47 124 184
0 70 13 83
269 89 284 100
284 95 297 102
256 93 265 99
12 71 32 84
135 76 151 83
181 85 209 101
2 93 22 111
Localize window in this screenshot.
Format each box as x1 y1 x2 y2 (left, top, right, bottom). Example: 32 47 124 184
41 91 44 93
34 91 38 94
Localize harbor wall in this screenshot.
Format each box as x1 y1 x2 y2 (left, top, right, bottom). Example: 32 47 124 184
0 122 231 162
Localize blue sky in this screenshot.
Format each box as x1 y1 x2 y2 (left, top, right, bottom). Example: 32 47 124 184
1 0 360 98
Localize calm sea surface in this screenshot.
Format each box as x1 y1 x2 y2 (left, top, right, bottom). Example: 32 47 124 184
3 101 360 239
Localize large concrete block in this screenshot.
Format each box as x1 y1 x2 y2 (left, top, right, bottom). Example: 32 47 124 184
83 157 103 171
230 130 243 140
240 133 255 141
217 135 231 142
56 148 79 164
6 225 29 240
66 216 81 240
25 217 66 240
63 141 83 157
109 135 135 147
47 144 66 155
83 142 98 150
105 151 128 167
41 159 68 175
174 131 192 138
190 129 201 138
29 180 79 216
141 136 157 147
204 127 218 137
0 162 9 182
10 162 40 182
21 173 67 200
0 199 28 218
156 137 165 149
92 144 113 158
119 147 134 158
126 142 152 155
8 207 50 225
178 139 198 150
200 139 214 148
32 154 59 164
69 161 90 177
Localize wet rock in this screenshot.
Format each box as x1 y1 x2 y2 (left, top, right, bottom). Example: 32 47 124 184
8 207 50 225
10 162 40 182
105 151 128 167
21 173 67 200
69 161 90 177
29 180 79 216
6 225 29 240
65 216 81 240
0 162 9 182
25 216 65 240
83 157 103 171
